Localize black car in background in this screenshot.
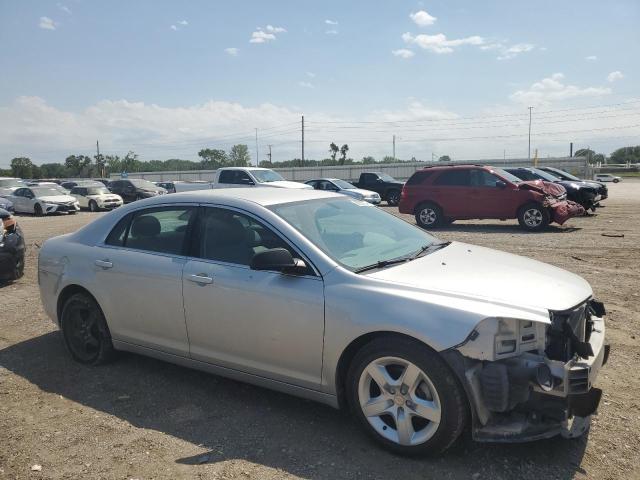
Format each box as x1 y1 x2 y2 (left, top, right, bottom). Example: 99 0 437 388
0 196 14 213
0 208 25 283
538 166 608 201
505 167 603 212
156 181 176 193
108 179 167 203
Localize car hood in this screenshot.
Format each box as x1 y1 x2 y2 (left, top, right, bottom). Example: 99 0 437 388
261 180 313 189
38 195 77 203
519 180 566 197
367 241 592 315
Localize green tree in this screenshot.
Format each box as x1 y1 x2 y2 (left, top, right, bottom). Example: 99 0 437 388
105 155 122 175
94 153 106 177
362 156 376 164
438 155 452 162
10 157 34 178
329 143 339 162
64 154 92 176
229 144 251 167
121 151 139 172
339 144 349 165
610 146 640 164
198 148 228 169
39 163 68 178
574 148 595 162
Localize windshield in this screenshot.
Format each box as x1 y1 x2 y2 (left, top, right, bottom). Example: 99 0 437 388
0 179 25 188
379 173 396 182
270 198 438 271
530 168 561 182
492 168 523 184
551 168 580 181
32 187 66 197
129 179 159 189
252 170 285 183
332 179 356 189
86 187 109 195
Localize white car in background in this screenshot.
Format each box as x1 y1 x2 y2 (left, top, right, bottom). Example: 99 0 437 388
305 178 381 204
213 167 312 190
7 186 80 215
594 173 622 183
0 177 27 197
70 184 123 212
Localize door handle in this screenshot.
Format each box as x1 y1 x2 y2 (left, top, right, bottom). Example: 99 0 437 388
187 273 213 285
94 259 113 269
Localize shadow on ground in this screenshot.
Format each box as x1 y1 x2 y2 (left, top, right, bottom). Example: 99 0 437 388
0 332 588 479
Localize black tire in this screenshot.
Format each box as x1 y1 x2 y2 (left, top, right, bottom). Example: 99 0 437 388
13 255 24 280
386 190 401 206
613 179 620 183
346 336 468 456
517 202 550 231
60 293 115 365
414 202 443 229
89 200 99 212
34 203 43 216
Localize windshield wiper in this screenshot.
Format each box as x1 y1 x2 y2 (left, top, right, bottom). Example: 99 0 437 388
408 241 451 260
354 257 412 274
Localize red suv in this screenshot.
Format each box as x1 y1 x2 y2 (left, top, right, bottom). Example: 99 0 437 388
399 165 584 231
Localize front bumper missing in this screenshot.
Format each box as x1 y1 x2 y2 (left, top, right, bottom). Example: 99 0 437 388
443 313 608 443
549 199 585 225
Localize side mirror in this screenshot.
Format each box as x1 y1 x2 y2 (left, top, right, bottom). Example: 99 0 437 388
250 248 307 274
495 180 507 188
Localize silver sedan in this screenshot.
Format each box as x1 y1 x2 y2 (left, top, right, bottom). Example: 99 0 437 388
305 178 381 204
38 188 607 455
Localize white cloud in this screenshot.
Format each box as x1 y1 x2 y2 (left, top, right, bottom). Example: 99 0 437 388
250 26 286 43
585 55 598 61
170 25 177 31
325 19 338 25
325 29 338 35
306 72 316 78
178 20 188 26
56 3 71 14
409 10 437 27
225 47 239 56
298 81 314 89
392 49 415 59
607 71 624 82
265 25 286 33
38 17 57 30
510 73 612 105
497 43 535 60
402 32 484 54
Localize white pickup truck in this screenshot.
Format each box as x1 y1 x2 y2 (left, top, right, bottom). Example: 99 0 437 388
172 167 311 193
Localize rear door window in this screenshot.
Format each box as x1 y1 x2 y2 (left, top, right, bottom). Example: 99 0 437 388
470 169 501 187
434 170 470 186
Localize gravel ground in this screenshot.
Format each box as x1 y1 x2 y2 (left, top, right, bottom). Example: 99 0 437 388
1 180 639 480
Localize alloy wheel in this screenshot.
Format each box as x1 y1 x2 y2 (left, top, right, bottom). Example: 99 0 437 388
357 356 442 446
66 307 101 362
419 208 437 226
523 208 543 227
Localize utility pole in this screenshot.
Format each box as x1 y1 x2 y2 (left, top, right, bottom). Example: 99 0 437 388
570 142 573 157
301 115 305 167
267 145 273 165
392 135 396 160
96 140 102 178
255 128 259 166
527 106 533 162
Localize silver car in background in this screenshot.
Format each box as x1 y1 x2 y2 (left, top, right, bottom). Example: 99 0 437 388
305 178 381 204
38 189 608 455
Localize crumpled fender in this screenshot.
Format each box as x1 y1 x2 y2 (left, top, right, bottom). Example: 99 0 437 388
548 199 584 225
520 180 566 197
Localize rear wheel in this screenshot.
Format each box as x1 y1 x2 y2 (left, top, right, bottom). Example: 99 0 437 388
346 337 468 455
33 203 43 216
89 200 99 212
61 293 115 365
517 203 550 231
415 202 442 229
386 190 401 206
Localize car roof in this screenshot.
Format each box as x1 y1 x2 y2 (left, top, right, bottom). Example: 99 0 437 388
138 187 341 207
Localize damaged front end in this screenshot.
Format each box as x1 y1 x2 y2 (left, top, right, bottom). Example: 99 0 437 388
520 179 585 224
443 299 610 443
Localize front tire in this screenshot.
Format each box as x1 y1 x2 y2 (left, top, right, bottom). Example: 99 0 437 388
346 336 468 456
517 203 550 231
415 202 443 229
61 293 115 365
89 200 99 212
33 203 43 216
386 190 400 206
613 179 620 183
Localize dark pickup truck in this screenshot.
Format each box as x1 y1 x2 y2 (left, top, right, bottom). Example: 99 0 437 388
352 172 405 206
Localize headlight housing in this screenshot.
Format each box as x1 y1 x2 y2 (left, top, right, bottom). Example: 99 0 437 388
459 317 547 361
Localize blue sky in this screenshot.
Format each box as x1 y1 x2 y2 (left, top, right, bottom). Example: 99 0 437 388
0 0 638 166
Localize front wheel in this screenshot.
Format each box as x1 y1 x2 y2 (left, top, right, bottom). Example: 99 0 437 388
89 200 99 212
386 190 400 206
347 337 468 455
61 293 115 365
613 179 620 183
33 203 43 216
517 203 550 231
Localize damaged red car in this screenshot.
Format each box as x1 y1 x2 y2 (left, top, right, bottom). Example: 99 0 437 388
399 164 584 231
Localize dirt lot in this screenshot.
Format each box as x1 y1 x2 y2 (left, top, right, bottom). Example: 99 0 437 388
1 181 639 480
